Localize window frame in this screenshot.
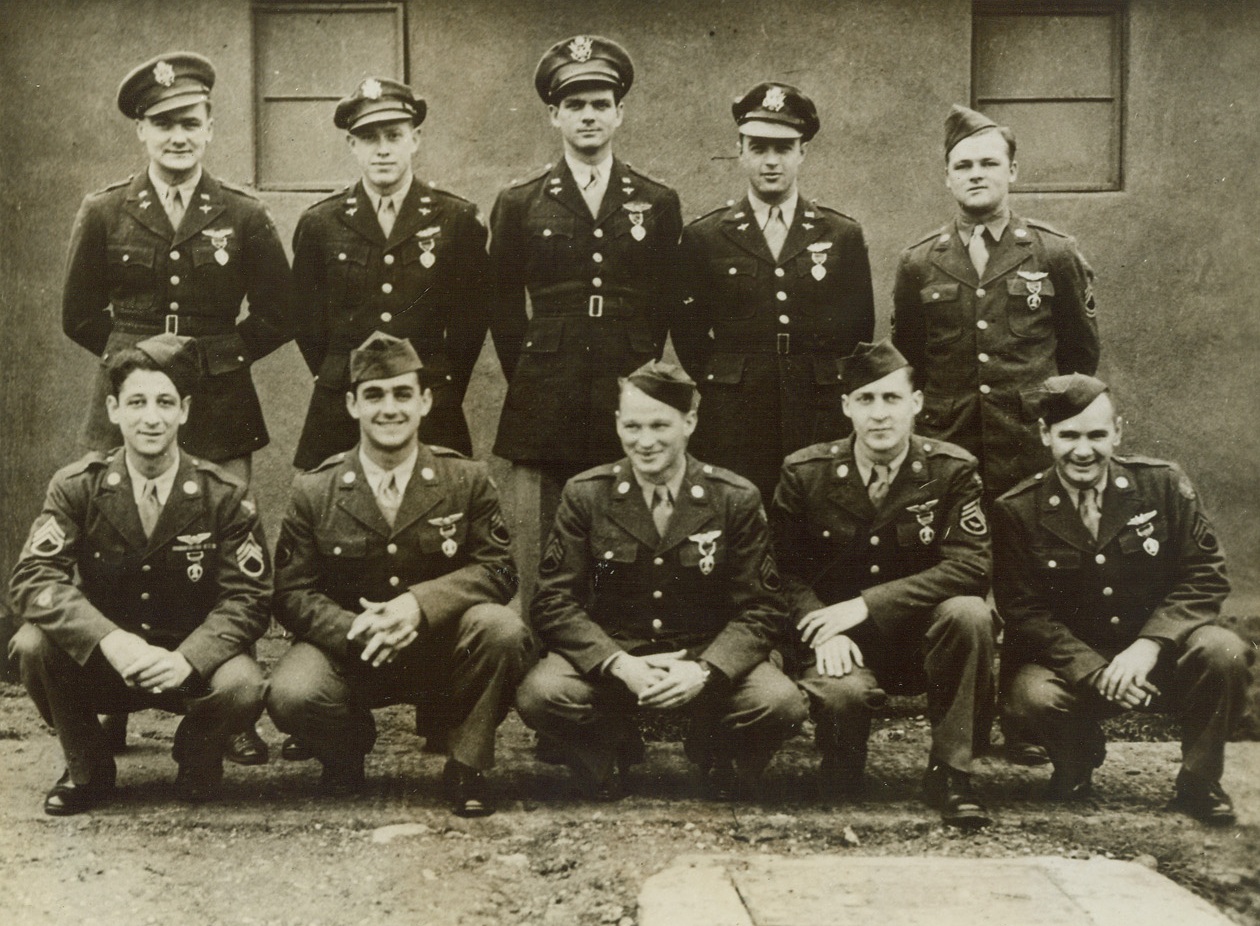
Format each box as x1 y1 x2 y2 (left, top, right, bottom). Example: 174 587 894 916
971 0 1127 193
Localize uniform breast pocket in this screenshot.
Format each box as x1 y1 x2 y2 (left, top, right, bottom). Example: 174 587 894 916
1006 276 1055 339
920 283 964 346
188 235 241 274
400 236 439 281
592 535 638 586
107 242 156 287
315 532 368 562
327 241 371 296
713 257 759 319
526 216 576 272
1117 521 1169 564
1036 548 1082 593
678 533 726 574
419 519 469 559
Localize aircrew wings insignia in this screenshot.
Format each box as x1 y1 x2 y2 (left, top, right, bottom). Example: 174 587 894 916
427 513 465 530
235 535 266 578
1126 510 1157 527
905 500 939 515
177 532 212 546
28 516 66 557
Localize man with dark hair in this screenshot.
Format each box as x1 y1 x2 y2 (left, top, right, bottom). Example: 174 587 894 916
673 81 874 503
517 360 806 801
994 374 1250 825
291 77 490 470
488 35 683 612
268 332 531 816
772 340 995 827
10 334 272 814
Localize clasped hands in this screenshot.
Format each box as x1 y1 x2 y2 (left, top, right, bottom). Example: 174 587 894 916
1087 638 1162 708
348 594 422 667
798 597 869 678
610 650 709 709
99 628 192 694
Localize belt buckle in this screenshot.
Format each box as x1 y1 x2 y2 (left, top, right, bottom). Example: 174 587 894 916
776 332 790 355
164 315 180 336
588 295 604 318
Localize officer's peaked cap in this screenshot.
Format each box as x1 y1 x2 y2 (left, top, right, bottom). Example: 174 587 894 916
118 52 215 120
733 81 819 142
535 35 634 103
335 78 426 132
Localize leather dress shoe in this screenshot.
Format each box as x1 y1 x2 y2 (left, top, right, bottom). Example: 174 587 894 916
923 762 992 828
281 736 315 761
819 756 866 801
1046 766 1094 802
701 758 738 802
44 765 116 816
318 756 366 797
569 763 625 802
1006 742 1050 767
1168 774 1236 826
225 726 269 766
443 758 495 817
100 714 129 754
175 763 224 803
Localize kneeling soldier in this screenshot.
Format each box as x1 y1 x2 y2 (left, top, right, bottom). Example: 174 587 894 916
10 334 271 814
771 341 995 827
268 332 531 815
994 374 1251 825
517 361 806 801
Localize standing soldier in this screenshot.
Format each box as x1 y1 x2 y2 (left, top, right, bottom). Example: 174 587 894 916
62 52 291 764
291 78 490 471
9 335 271 814
488 35 683 607
672 81 874 504
891 104 1099 506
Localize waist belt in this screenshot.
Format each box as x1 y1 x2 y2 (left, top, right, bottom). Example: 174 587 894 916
531 294 637 319
114 315 235 337
721 334 844 355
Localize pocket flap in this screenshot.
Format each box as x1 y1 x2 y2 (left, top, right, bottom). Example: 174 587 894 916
199 334 249 375
528 216 576 239
108 243 155 268
918 391 956 427
704 354 747 385
1007 277 1055 296
522 317 564 353
714 256 757 278
1038 549 1080 570
593 536 637 564
813 355 844 386
315 532 366 558
921 282 959 304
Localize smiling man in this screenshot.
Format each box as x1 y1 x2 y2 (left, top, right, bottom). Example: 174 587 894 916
771 340 994 826
290 78 489 471
9 334 271 814
516 360 805 802
672 81 874 504
993 374 1249 825
267 332 530 815
891 105 1100 506
488 35 682 615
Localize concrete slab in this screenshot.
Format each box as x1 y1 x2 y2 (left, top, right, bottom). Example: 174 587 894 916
639 855 1234 926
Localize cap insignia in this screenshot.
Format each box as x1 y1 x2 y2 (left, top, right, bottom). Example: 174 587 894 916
153 61 176 87
567 35 594 62
362 78 383 100
763 86 787 112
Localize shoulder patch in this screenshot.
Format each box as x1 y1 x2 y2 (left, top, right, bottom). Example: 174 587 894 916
539 533 564 576
1024 217 1068 239
959 499 989 536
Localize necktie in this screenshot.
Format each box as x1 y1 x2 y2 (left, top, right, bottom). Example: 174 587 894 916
968 228 990 278
867 464 890 508
580 167 602 216
166 188 185 230
378 197 397 237
139 480 162 539
377 473 402 527
1078 486 1101 540
764 205 788 260
651 486 674 537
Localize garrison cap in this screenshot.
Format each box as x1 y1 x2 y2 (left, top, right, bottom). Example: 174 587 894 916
535 35 634 103
349 331 424 386
733 82 819 142
623 360 696 415
944 103 1000 157
117 52 215 120
334 78 426 132
129 333 197 393
1035 373 1110 426
842 340 910 395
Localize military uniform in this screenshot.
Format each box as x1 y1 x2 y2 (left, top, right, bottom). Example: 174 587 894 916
994 456 1249 785
489 159 682 467
268 444 531 773
291 181 490 468
516 454 806 783
9 449 271 789
892 220 1098 502
771 434 993 774
674 198 874 499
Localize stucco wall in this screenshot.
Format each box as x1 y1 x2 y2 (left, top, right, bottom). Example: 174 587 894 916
2 0 1256 605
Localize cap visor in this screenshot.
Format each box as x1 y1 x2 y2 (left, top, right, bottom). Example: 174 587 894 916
350 108 417 132
738 119 802 139
143 91 210 118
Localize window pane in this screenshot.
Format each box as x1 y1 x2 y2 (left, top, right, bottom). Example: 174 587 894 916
258 99 354 189
975 13 1115 100
983 100 1118 188
257 7 402 96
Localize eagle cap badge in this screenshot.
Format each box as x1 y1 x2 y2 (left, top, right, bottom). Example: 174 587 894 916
763 86 787 112
153 61 176 87
362 78 383 100
567 36 593 62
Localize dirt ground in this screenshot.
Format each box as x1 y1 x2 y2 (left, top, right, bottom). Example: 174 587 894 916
1 632 1257 926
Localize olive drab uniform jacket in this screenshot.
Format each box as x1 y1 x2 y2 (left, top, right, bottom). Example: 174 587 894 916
488 159 682 467
531 455 787 683
290 180 491 469
9 451 271 678
770 435 991 664
992 456 1230 686
891 215 1099 499
274 445 517 661
62 171 293 461
671 197 875 502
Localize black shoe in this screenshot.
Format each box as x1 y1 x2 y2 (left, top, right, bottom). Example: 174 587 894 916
569 762 625 802
281 736 315 762
225 727 269 766
443 758 495 818
819 756 866 800
175 763 223 803
1168 774 1236 826
923 762 991 829
318 756 366 797
534 732 567 765
44 764 116 817
100 714 129 754
1006 742 1050 767
1046 766 1094 802
701 758 738 802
